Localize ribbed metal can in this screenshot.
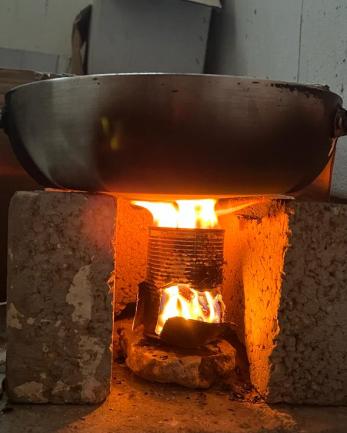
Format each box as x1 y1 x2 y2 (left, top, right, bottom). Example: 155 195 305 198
146 227 225 290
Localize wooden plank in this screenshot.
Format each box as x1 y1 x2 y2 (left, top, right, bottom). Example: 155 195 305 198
0 68 52 98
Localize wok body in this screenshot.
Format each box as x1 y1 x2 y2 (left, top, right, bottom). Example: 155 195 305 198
2 73 343 196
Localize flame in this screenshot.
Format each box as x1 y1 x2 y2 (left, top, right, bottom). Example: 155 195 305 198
155 284 225 335
132 199 218 228
132 201 178 227
176 200 217 229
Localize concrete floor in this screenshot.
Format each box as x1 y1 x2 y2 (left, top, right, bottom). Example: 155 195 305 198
1 305 347 433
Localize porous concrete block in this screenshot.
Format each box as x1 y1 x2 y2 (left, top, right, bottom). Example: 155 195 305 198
114 198 151 314
268 202 347 404
222 201 347 405
6 191 116 404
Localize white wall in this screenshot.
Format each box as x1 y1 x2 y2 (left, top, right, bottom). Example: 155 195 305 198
207 0 347 199
0 0 91 72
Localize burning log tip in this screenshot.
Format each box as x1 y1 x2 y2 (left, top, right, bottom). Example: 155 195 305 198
159 317 236 349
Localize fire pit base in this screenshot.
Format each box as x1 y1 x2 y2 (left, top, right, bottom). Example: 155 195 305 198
120 329 236 389
2 361 347 433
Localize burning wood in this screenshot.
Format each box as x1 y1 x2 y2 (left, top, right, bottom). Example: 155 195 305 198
155 284 225 335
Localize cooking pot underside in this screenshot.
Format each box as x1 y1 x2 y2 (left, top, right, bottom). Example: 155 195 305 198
4 73 342 197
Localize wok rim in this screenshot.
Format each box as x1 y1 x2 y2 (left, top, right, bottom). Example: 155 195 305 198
4 72 341 102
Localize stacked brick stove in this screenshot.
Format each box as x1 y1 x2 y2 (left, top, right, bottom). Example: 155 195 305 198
5 191 347 405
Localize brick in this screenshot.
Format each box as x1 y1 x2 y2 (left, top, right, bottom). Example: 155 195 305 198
6 191 116 403
221 201 347 405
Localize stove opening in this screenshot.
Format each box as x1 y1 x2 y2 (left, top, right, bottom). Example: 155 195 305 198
113 197 262 394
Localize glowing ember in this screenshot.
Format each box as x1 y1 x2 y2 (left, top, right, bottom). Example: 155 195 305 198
132 199 218 228
155 284 225 335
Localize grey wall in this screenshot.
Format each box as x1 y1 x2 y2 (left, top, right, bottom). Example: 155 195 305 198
0 0 91 72
207 0 347 199
88 0 212 74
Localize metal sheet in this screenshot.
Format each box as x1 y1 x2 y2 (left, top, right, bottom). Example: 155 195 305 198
88 0 211 74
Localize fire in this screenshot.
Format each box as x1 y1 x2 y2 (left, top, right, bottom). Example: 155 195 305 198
132 197 268 228
132 198 262 335
155 284 225 335
132 199 218 228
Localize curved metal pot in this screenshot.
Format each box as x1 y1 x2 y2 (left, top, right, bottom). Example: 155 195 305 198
1 73 346 197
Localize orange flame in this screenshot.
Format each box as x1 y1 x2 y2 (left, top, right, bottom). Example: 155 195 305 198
155 284 225 335
132 199 218 228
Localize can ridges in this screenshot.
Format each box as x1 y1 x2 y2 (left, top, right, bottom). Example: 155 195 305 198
146 226 225 290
